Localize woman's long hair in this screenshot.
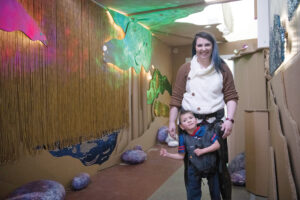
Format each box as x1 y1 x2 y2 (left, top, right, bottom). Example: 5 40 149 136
191 32 224 72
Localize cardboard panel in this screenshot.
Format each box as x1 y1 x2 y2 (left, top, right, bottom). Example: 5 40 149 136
268 146 278 200
229 50 267 160
244 110 269 196
282 53 300 134
270 72 300 196
268 84 298 200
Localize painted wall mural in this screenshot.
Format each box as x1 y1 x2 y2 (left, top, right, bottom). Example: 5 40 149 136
0 0 129 164
269 15 285 75
0 0 47 45
147 69 172 104
49 132 118 166
103 9 152 74
154 100 170 118
288 0 300 20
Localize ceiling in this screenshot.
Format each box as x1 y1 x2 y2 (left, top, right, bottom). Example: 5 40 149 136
92 0 241 46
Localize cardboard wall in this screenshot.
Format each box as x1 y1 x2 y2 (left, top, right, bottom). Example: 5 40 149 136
268 146 278 200
229 49 267 161
244 110 269 196
218 39 257 55
270 71 300 196
170 45 191 84
268 1 300 198
268 83 298 200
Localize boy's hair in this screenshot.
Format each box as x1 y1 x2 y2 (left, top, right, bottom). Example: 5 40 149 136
178 109 195 124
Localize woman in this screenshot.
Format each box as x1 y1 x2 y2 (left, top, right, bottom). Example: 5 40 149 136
169 32 238 200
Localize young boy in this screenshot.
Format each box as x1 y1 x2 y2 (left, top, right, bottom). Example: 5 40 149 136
160 110 221 200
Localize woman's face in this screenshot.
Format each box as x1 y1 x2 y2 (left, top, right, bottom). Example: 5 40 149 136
195 37 213 61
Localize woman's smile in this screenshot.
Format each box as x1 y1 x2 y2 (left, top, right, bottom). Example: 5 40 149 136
195 37 213 61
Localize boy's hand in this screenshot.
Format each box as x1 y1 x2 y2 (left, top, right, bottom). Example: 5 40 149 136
194 148 205 156
160 148 168 157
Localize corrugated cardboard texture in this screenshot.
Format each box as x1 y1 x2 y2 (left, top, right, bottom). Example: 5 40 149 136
268 84 298 200
270 72 300 196
244 111 269 196
282 53 300 133
268 146 278 200
229 50 267 160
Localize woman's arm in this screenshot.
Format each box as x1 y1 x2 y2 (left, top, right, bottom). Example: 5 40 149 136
220 64 238 138
168 106 179 138
169 63 190 138
221 100 237 138
194 140 220 156
160 148 184 160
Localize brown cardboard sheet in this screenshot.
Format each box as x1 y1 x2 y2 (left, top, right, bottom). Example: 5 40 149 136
230 50 267 160
282 53 300 135
244 110 269 196
270 72 300 195
268 146 278 200
268 84 298 200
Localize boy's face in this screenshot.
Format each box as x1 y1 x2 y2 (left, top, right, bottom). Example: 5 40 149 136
179 112 197 133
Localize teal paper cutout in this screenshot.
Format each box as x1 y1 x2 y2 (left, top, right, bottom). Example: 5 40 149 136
103 9 152 73
147 69 172 104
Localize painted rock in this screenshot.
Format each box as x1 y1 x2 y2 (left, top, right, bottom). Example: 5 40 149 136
133 145 143 151
121 149 147 164
157 126 168 143
228 152 245 174
231 169 246 186
71 173 90 190
6 180 65 200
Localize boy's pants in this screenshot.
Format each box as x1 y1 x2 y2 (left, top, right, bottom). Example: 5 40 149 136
186 165 221 200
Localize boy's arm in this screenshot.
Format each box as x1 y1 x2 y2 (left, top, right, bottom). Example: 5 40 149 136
194 140 220 157
160 148 184 160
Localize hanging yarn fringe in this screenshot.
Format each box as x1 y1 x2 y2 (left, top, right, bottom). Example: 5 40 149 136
0 1 129 164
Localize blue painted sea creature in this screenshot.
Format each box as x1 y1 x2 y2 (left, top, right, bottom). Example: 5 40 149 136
49 132 118 166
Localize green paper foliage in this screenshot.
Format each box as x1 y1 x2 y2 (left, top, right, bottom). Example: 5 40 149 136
103 9 152 73
147 69 172 104
154 100 170 117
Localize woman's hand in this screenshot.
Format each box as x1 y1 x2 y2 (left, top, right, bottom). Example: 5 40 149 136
168 121 177 139
221 120 233 138
168 106 179 139
222 100 237 138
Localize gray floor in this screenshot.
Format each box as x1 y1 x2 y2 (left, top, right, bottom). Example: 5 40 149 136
148 165 267 200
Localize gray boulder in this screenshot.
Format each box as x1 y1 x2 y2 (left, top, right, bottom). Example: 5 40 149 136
228 152 245 174
157 126 168 143
6 180 65 200
121 149 147 164
71 173 90 190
